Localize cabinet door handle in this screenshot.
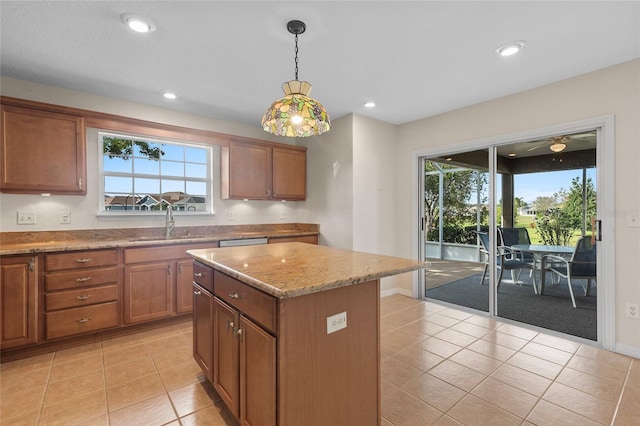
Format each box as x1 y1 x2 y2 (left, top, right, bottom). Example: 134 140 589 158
235 328 243 338
167 265 171 275
76 317 91 323
194 272 203 278
226 320 234 331
76 258 92 263
76 277 91 282
193 290 202 296
75 295 92 300
229 292 240 299
28 258 35 272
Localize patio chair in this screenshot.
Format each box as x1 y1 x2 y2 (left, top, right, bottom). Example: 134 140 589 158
476 231 537 293
541 236 596 308
498 227 536 264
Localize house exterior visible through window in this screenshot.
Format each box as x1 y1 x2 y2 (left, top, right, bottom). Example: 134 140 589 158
99 132 212 214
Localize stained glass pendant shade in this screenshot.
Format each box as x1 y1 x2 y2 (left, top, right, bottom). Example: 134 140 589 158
262 20 331 137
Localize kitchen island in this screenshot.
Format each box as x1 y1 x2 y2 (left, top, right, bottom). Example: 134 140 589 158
188 242 426 426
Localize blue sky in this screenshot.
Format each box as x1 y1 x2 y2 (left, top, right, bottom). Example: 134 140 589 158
513 168 596 205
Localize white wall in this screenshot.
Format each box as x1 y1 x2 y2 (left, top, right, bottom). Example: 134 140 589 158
395 59 640 354
297 115 354 249
0 77 300 231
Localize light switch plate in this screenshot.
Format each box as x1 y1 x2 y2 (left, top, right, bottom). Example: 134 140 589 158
327 311 347 334
17 211 36 225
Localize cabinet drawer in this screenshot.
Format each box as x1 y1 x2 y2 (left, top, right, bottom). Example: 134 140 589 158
214 271 276 333
45 301 119 340
268 235 318 244
45 284 118 311
193 262 214 293
45 250 117 271
45 266 118 291
125 243 214 264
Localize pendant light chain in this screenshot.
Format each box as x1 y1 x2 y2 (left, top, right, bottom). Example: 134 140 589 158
294 32 299 81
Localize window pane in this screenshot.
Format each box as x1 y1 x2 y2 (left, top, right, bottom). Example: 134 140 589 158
162 179 185 193
135 178 160 194
185 163 207 178
103 155 132 173
134 141 164 160
134 157 160 175
185 147 207 163
186 181 206 196
161 144 184 161
105 176 132 193
161 161 185 177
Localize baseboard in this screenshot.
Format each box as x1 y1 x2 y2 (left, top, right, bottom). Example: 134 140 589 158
615 343 640 359
380 287 413 298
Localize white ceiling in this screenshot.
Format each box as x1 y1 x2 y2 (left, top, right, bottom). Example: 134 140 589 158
1 1 639 128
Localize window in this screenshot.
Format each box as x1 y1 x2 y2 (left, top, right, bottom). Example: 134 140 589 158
99 132 212 214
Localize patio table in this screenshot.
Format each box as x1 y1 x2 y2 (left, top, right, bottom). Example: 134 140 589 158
511 244 574 294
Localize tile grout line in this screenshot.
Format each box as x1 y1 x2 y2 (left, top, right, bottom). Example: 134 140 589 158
608 358 634 426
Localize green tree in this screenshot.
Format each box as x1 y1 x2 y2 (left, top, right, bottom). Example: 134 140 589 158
533 195 558 212
424 162 487 242
557 176 596 232
536 208 575 245
103 137 164 160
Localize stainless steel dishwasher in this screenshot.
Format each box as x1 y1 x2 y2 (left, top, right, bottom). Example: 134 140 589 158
218 237 268 247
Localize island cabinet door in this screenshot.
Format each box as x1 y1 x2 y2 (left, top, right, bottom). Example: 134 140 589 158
239 315 276 426
213 297 240 418
192 283 214 380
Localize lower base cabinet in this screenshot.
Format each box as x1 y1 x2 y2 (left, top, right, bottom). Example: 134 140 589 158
194 263 379 426
0 256 38 349
192 283 214 380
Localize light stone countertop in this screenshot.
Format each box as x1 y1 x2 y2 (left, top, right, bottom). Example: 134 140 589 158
188 242 427 299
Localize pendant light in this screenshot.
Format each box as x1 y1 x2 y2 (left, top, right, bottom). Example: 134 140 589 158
262 20 331 137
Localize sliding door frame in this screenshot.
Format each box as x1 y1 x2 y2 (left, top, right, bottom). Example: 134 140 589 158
412 115 615 350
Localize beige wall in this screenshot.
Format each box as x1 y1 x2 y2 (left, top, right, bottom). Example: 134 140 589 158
395 59 640 354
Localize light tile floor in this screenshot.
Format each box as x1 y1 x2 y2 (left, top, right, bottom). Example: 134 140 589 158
1 296 638 425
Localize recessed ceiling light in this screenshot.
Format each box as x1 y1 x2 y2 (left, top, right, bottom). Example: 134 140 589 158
121 13 156 33
163 92 177 100
508 153 517 157
363 101 376 108
495 40 525 57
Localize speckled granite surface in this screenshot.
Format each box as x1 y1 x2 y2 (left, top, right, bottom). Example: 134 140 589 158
188 242 426 299
0 224 319 255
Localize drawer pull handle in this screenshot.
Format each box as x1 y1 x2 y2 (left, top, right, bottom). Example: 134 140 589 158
76 317 91 323
194 272 203 278
76 258 92 263
194 290 202 296
229 293 240 299
76 277 91 282
76 295 92 300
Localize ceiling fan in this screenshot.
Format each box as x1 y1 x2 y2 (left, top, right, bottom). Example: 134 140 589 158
526 132 594 153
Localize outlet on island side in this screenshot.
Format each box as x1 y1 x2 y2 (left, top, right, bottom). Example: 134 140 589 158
327 311 347 334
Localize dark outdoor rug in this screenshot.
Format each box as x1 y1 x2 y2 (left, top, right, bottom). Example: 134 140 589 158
426 273 597 341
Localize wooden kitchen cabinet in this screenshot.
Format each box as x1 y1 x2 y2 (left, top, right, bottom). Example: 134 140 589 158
268 234 318 245
124 242 214 324
124 262 174 324
0 101 86 195
192 262 215 380
211 270 276 426
0 255 38 349
44 249 119 340
176 259 194 314
221 139 306 201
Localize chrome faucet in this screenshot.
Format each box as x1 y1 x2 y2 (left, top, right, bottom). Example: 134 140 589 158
165 206 175 238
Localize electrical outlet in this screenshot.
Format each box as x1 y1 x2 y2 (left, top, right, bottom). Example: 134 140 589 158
228 210 234 221
17 211 36 225
327 311 347 334
626 303 640 319
60 211 71 224
280 210 285 220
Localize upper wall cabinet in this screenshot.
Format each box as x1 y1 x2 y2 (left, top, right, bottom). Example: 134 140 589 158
221 139 306 201
1 100 87 195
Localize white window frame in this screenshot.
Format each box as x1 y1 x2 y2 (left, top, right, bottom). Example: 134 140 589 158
98 131 214 216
